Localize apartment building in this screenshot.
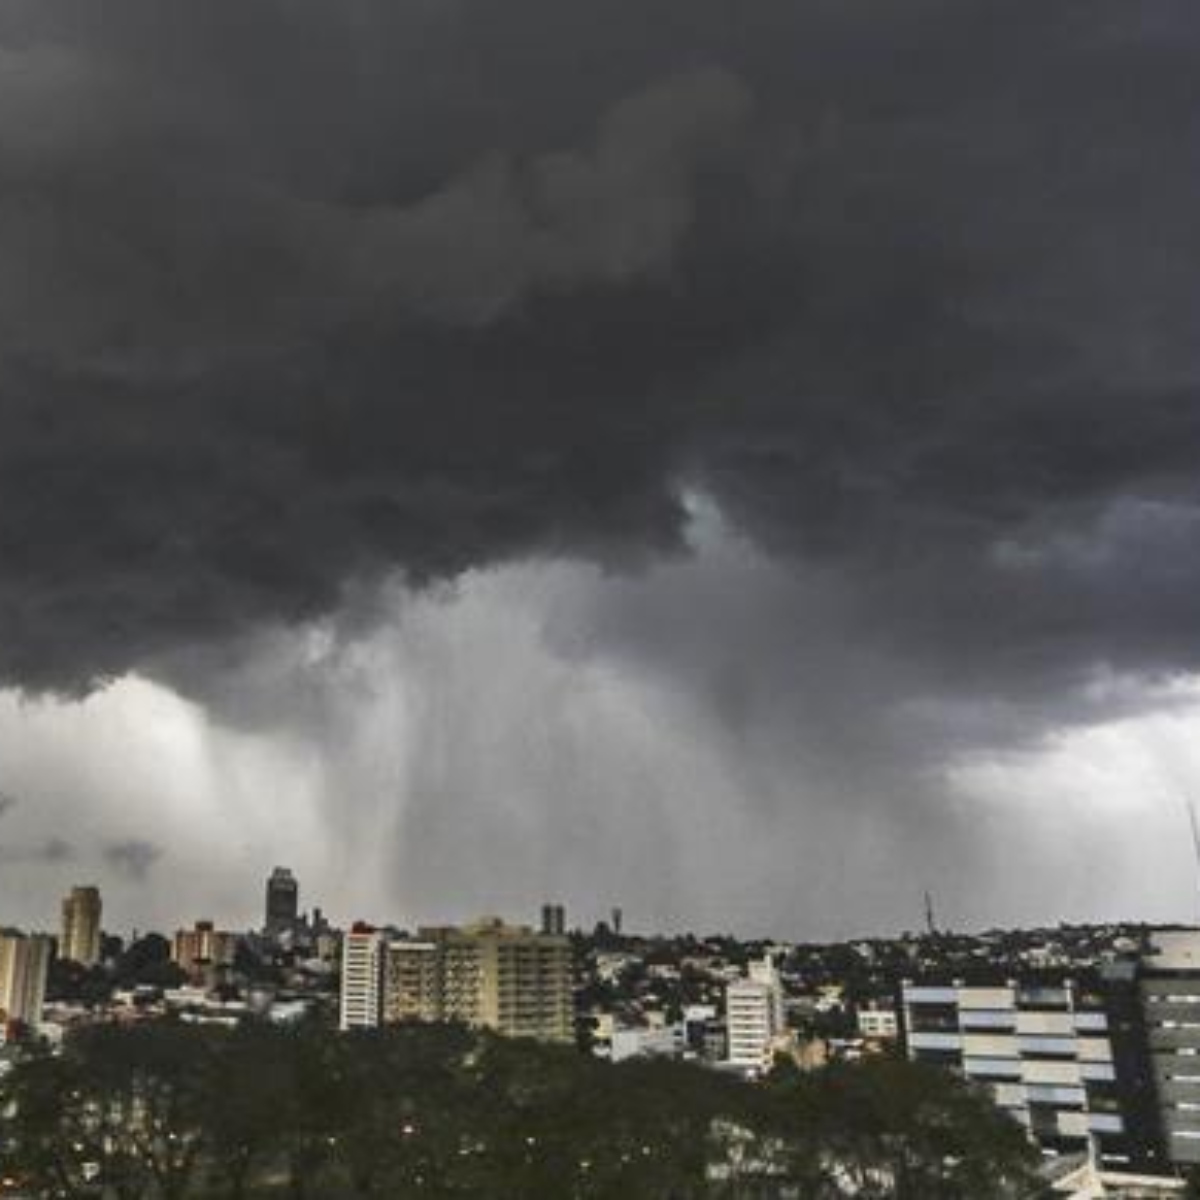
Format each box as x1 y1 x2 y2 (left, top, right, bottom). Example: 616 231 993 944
0 932 51 1034
726 957 786 1074
172 920 238 980
383 940 441 1023
340 923 386 1031
371 917 573 1042
60 885 102 966
1140 930 1200 1165
900 972 1162 1169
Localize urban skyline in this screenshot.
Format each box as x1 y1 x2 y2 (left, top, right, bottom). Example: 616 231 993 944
9 851 1200 949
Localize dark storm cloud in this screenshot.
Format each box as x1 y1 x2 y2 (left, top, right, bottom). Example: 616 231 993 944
0 0 1198 723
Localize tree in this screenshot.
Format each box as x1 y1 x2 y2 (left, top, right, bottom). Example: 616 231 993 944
196 1024 294 1200
112 933 185 990
758 1056 1039 1199
69 1024 211 1200
1 1021 1040 1198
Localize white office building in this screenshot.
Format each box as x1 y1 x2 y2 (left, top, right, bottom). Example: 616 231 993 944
726 957 785 1074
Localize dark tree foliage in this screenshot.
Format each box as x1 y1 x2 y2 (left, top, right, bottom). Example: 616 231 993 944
111 933 184 990
45 958 113 1006
0 1022 1038 1198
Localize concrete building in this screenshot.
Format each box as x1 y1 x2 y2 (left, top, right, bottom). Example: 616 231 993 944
726 957 785 1074
264 867 299 938
340 924 385 1030
172 921 238 980
540 903 566 936
59 885 102 966
0 933 51 1032
383 917 573 1042
1140 930 1200 1166
608 1024 683 1063
383 940 441 1023
901 974 1160 1168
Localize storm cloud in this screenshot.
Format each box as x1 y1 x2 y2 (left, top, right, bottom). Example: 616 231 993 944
0 1 1198 931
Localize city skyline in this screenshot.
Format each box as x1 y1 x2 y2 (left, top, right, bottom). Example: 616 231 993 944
2 3 1200 937
4 866 1198 952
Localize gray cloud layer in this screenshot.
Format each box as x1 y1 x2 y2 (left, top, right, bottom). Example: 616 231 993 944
0 2 1199 930
0 0 1196 707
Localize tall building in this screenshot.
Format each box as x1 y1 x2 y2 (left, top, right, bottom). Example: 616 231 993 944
383 941 441 1023
380 917 574 1042
264 867 299 938
1140 931 1200 1165
172 920 238 980
0 933 51 1032
540 903 566 936
900 973 1162 1168
60 885 102 966
726 957 786 1074
340 923 386 1031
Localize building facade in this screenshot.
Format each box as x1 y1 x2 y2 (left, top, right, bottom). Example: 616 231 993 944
340 924 386 1031
172 920 239 980
264 867 299 938
60 885 102 966
383 940 441 1023
1140 931 1200 1166
381 918 573 1042
726 958 786 1074
900 973 1162 1169
0 933 51 1033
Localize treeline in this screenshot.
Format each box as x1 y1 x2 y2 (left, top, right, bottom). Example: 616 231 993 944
0 1021 1036 1199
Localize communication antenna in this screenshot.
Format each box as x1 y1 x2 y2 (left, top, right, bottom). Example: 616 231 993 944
1185 795 1200 925
924 889 937 937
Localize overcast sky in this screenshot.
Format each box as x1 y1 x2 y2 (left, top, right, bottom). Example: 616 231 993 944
2 1 1200 939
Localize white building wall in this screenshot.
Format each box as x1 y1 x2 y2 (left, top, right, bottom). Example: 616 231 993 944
901 978 1124 1156
727 958 784 1072
340 929 384 1031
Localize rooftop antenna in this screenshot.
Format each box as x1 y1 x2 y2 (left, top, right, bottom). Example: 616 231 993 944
924 889 937 937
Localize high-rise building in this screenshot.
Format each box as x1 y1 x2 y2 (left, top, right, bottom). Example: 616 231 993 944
379 917 574 1042
172 920 238 979
0 933 51 1032
540 903 566 937
1140 931 1200 1165
383 940 441 1023
340 923 385 1031
60 885 102 966
726 957 786 1074
900 972 1162 1169
264 867 299 938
